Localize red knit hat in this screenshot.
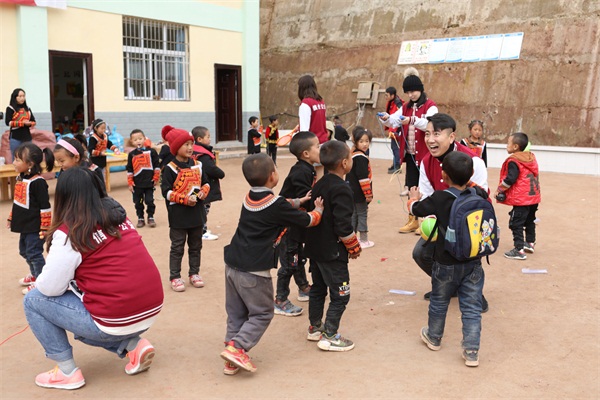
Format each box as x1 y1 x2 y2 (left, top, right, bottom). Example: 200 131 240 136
161 125 193 156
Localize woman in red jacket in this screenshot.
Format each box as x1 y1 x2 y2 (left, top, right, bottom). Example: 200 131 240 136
298 75 328 144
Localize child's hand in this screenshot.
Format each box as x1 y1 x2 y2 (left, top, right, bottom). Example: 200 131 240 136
313 196 324 211
113 148 121 155
299 190 312 204
128 185 134 193
187 195 197 206
349 250 361 259
408 186 422 200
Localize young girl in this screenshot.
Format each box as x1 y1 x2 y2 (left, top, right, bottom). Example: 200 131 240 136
23 167 163 390
345 126 374 249
5 88 36 156
7 143 54 294
460 120 488 166
54 135 104 184
88 119 120 181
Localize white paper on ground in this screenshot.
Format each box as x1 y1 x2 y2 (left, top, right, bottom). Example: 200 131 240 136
389 289 417 296
522 268 548 274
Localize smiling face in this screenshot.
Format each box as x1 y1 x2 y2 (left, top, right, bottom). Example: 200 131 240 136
176 140 194 161
54 148 80 171
13 155 31 174
425 121 455 158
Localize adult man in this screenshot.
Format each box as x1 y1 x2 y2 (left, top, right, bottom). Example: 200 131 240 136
383 87 404 174
412 113 489 311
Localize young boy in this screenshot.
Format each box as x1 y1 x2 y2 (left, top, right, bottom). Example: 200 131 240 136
160 125 210 292
247 116 261 155
126 129 160 228
305 140 361 352
495 132 541 260
265 115 279 164
408 151 487 367
191 126 225 241
275 131 320 317
221 153 323 375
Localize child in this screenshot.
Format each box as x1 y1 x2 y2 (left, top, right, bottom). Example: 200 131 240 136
88 119 120 181
408 151 487 367
158 140 174 170
305 140 361 352
23 167 163 390
247 116 261 154
191 126 225 241
7 143 54 294
160 125 210 292
265 115 279 164
460 120 487 166
275 131 320 317
127 129 160 228
495 132 541 260
54 135 105 185
221 153 323 374
346 126 374 249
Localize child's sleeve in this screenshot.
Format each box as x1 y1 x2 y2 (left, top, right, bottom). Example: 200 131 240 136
202 157 225 179
108 139 116 151
409 193 437 218
500 161 520 188
88 136 100 157
355 157 373 202
126 152 134 186
330 186 360 255
34 180 52 233
151 149 160 183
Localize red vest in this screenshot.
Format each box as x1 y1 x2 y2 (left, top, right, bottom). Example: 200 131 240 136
59 219 164 328
385 97 402 138
402 98 437 164
301 98 328 144
423 142 477 191
499 153 541 206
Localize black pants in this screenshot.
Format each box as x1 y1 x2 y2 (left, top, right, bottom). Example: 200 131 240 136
309 259 350 336
267 144 277 165
276 236 309 301
169 226 203 280
508 204 538 249
405 153 420 188
132 186 155 219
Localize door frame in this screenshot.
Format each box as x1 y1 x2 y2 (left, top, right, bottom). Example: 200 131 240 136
214 64 242 143
48 51 95 131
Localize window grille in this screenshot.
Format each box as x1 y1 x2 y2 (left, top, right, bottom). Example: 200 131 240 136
122 17 190 101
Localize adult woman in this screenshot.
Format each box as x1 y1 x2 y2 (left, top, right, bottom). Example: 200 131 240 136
298 75 328 144
5 88 36 156
23 168 164 390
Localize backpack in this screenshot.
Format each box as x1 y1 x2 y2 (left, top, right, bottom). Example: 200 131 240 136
437 187 499 262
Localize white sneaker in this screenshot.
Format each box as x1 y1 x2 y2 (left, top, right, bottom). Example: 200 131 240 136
202 232 219 241
359 240 374 249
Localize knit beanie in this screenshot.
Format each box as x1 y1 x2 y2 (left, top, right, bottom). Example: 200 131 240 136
161 125 193 156
402 67 424 93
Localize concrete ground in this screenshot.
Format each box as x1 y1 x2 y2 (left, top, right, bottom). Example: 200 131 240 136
1 149 598 399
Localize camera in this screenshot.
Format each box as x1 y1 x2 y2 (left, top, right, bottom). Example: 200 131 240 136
495 191 506 202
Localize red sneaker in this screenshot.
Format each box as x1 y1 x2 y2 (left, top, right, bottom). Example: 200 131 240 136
19 274 36 286
35 366 85 390
125 338 155 375
223 361 240 375
22 284 35 295
220 341 256 372
189 274 205 288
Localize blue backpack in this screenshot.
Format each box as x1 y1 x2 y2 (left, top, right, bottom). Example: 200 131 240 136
442 187 499 261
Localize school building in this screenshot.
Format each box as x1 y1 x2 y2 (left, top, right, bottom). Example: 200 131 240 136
0 0 259 146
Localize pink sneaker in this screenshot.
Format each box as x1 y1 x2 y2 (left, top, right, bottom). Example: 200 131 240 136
223 361 240 375
170 278 185 292
220 341 257 372
35 366 85 390
189 274 205 288
125 338 155 375
19 274 36 286
359 240 375 249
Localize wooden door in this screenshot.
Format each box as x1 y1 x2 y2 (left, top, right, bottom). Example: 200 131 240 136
215 64 242 142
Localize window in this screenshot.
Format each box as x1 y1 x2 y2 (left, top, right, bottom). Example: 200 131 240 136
123 17 190 101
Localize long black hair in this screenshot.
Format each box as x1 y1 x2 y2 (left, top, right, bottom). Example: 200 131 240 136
9 88 29 110
297 75 322 102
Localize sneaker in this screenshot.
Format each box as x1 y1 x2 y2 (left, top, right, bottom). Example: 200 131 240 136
359 240 374 249
400 188 409 196
220 341 257 372
35 366 85 390
125 338 155 375
297 286 311 302
202 232 219 241
170 278 185 292
307 324 325 341
274 299 303 316
462 349 479 367
147 217 156 228
137 219 145 228
22 284 35 295
189 274 205 288
317 333 355 352
504 248 527 260
420 327 441 351
523 242 535 254
19 274 36 286
223 361 240 376
482 295 489 313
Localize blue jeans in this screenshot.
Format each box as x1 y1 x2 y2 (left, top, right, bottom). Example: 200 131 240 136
9 137 23 158
390 138 400 169
23 289 146 362
428 260 484 350
19 232 45 278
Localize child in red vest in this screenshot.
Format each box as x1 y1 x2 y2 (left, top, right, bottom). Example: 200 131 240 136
495 132 541 260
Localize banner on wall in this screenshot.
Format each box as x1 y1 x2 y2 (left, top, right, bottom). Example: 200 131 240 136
397 32 524 64
0 0 66 8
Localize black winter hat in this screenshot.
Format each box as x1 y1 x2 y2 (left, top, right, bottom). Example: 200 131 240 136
402 67 424 93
